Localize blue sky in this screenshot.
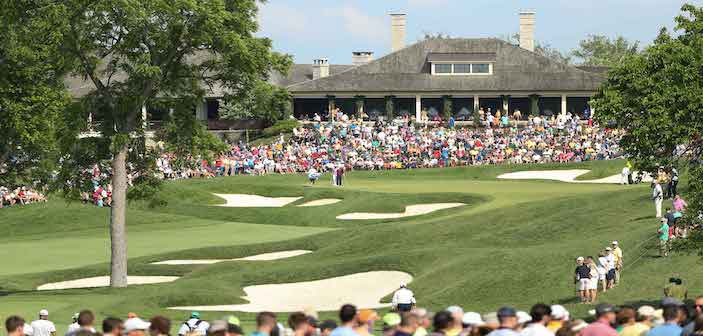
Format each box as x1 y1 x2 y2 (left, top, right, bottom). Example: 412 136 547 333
256 0 703 64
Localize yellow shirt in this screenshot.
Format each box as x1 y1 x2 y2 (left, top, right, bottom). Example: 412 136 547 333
620 323 650 336
613 247 623 266
547 321 563 333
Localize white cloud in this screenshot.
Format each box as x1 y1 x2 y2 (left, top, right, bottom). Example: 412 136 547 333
335 5 388 42
257 2 311 38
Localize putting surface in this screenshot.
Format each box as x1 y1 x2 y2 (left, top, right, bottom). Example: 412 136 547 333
3 159 702 330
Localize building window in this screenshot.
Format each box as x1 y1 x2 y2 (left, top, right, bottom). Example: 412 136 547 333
472 63 490 74
454 64 471 74
435 63 452 74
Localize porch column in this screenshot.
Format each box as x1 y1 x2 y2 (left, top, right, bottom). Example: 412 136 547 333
501 95 510 114
561 93 567 116
141 104 148 129
327 95 336 121
415 94 422 122
355 95 365 119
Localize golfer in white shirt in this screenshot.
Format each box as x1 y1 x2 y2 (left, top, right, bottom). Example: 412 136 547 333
30 310 56 336
653 181 663 218
392 282 416 312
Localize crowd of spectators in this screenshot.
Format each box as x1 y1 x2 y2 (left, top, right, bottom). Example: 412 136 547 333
8 297 703 336
0 185 46 208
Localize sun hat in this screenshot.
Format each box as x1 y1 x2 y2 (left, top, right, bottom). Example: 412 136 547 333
208 320 228 334
358 310 380 322
497 307 517 318
382 313 401 327
124 318 150 333
517 311 531 324
39 309 49 316
550 305 569 320
637 306 656 318
446 306 464 315
462 312 484 326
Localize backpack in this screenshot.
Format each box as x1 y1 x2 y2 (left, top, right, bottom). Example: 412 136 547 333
184 320 202 332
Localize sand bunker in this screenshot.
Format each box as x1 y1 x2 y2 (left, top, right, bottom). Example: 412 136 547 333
214 194 301 207
169 271 412 312
336 203 465 220
37 276 179 290
152 250 312 265
297 199 342 207
497 170 653 184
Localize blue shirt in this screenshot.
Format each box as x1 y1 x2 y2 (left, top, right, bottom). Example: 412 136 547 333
647 323 683 336
330 326 359 336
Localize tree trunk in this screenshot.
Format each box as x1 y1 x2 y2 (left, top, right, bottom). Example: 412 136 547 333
109 144 129 287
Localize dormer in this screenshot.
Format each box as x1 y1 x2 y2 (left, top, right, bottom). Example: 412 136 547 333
427 52 496 76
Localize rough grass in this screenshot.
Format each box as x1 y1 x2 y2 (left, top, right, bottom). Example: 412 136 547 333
2 160 698 335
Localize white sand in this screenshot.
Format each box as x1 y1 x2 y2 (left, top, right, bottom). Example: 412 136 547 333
37 276 179 290
151 250 313 265
496 170 653 184
336 203 465 220
297 199 342 207
214 194 301 207
169 271 412 312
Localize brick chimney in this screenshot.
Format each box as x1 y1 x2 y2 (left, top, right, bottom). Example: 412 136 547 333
519 11 535 52
390 13 406 52
312 58 329 80
352 51 374 66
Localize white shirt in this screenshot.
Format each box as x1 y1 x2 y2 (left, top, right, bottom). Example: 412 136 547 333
520 323 554 336
178 319 210 336
66 323 80 336
30 320 56 336
392 287 416 306
605 254 615 270
653 184 663 199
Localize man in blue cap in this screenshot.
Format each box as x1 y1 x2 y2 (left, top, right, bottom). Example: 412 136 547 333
178 312 210 336
486 307 520 336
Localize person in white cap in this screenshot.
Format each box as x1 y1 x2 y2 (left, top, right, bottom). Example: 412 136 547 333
547 305 569 333
611 241 623 285
604 248 616 289
392 283 416 312
574 257 591 303
520 304 553 336
30 310 55 336
462 312 484 335
124 317 150 336
620 306 653 336
66 314 79 336
446 306 464 336
653 181 663 218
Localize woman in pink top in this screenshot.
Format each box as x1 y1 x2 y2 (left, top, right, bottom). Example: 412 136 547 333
673 195 688 212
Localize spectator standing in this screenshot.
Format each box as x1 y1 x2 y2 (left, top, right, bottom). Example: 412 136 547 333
355 310 379 336
682 296 703 336
621 165 631 185
411 309 431 336
288 313 311 336
585 257 599 303
596 252 608 292
6 316 26 336
66 314 79 335
646 305 683 336
670 168 679 197
30 310 56 336
546 306 568 333
446 306 464 336
319 321 338 336
520 304 553 336
605 247 616 289
663 278 688 301
612 241 623 286
658 218 670 257
574 257 591 303
622 306 655 336
580 304 618 336
330 305 359 336
653 181 664 218
178 312 209 336
102 317 124 336
461 313 485 336
250 312 277 336
673 195 688 212
393 314 420 336
66 311 96 336
486 307 520 336
429 311 453 336
124 317 150 336
149 316 171 336
392 283 416 312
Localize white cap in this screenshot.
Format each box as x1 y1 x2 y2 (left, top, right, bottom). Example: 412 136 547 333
576 256 584 262
462 312 484 326
39 309 49 316
612 241 618 245
24 323 34 336
517 311 531 324
447 306 464 315
605 247 612 251
550 305 569 320
399 282 407 288
124 318 150 333
637 305 656 317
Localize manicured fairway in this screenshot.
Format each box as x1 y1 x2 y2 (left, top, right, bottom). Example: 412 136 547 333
1 160 699 335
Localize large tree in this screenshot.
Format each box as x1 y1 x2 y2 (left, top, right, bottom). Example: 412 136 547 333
592 4 703 219
500 33 572 64
0 1 70 187
44 0 290 287
572 35 639 67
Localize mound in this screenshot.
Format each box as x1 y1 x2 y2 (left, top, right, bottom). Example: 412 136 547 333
336 203 465 220
37 276 179 290
214 194 301 207
169 271 412 312
152 250 312 265
296 199 342 207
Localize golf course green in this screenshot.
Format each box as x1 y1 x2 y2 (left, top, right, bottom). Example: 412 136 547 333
1 160 699 334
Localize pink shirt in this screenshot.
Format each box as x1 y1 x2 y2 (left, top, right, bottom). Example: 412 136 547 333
673 198 687 212
581 321 618 336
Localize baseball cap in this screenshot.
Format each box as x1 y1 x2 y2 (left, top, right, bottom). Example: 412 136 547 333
517 311 531 324
595 304 615 316
637 306 656 318
497 307 517 318
550 305 569 320
358 310 379 323
399 282 407 288
612 241 618 245
661 297 684 307
605 247 612 251
319 320 337 331
208 320 228 335
226 316 240 326
661 217 668 223
124 318 150 333
382 313 401 327
576 256 585 262
191 312 201 319
482 312 498 326
462 312 484 326
446 306 464 315
39 309 49 316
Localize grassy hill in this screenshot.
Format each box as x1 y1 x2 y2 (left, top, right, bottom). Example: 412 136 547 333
1 159 699 335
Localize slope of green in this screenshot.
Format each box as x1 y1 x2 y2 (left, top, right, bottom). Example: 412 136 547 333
1 160 695 336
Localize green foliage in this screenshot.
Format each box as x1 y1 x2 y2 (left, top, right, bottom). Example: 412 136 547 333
500 33 572 64
262 119 300 138
219 81 292 123
0 1 70 187
572 35 640 67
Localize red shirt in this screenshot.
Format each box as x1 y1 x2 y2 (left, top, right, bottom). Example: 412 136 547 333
581 321 618 336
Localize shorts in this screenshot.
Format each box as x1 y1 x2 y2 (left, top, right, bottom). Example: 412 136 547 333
590 278 599 290
606 269 616 281
579 278 590 291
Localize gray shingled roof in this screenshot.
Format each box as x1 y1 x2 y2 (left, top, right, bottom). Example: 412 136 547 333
288 38 605 94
